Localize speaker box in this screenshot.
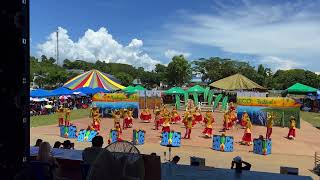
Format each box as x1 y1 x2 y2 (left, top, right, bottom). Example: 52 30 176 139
0 0 30 179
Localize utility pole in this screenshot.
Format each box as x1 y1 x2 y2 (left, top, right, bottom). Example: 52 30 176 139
56 28 59 66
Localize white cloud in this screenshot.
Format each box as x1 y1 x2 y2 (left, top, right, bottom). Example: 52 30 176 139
164 49 191 59
168 0 320 70
37 27 160 71
259 56 301 70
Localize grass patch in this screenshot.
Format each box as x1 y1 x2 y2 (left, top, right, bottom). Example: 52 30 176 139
300 111 320 128
30 109 90 127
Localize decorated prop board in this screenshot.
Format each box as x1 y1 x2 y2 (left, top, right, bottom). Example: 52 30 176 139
59 126 77 138
237 97 300 107
237 106 300 128
77 129 98 142
92 93 138 102
253 139 272 155
160 131 181 147
109 129 119 144
132 129 145 145
93 101 139 118
212 135 234 152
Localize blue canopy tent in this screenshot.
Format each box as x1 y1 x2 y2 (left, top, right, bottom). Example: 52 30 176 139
51 87 74 96
73 87 95 95
92 87 110 94
30 89 54 98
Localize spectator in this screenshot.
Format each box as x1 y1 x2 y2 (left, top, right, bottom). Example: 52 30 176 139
82 136 104 164
62 140 74 149
231 156 251 173
171 156 180 164
36 142 61 179
34 139 43 147
53 141 61 148
150 152 157 156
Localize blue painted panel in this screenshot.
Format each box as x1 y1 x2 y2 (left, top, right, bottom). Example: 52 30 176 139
60 126 65 137
110 130 118 143
224 136 234 152
212 135 220 150
138 131 145 145
171 132 181 147
160 132 169 146
87 130 98 142
68 126 77 138
77 129 86 142
267 140 272 155
253 139 272 155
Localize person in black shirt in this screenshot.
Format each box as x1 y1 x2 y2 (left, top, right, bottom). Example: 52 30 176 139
231 156 251 173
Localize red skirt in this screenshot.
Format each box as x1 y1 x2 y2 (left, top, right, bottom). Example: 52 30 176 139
202 127 212 135
242 132 252 142
92 123 100 131
159 117 164 125
288 128 296 138
140 114 151 121
228 121 234 128
162 126 170 132
193 114 203 123
171 115 181 123
240 120 247 127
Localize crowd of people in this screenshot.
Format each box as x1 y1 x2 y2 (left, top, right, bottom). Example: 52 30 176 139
30 96 91 116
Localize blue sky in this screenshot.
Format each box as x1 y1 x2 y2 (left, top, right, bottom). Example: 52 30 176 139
31 0 320 71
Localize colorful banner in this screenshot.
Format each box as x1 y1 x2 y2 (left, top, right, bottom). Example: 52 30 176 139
237 97 300 107
92 93 138 102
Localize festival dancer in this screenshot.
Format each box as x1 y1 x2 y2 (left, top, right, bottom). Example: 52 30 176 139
223 111 230 131
202 111 215 138
64 108 71 126
112 110 122 134
154 107 162 130
287 116 296 140
241 118 253 146
57 105 64 126
162 113 171 132
193 107 203 124
229 102 236 111
240 112 249 128
140 109 151 123
171 107 181 124
123 109 133 129
229 109 238 129
145 108 152 122
92 109 101 132
266 112 274 139
183 112 193 139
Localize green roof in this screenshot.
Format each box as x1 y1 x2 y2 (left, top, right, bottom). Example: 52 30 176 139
165 87 186 95
187 85 205 93
209 73 266 90
287 83 317 93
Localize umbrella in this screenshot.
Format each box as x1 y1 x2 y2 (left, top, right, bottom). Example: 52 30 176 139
92 87 110 94
73 91 87 96
51 87 74 96
73 87 95 95
44 104 53 109
30 89 54 98
59 96 68 100
39 98 49 102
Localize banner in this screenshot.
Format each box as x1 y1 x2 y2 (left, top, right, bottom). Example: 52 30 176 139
237 97 300 107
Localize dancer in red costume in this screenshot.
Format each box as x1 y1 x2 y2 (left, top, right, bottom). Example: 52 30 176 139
154 107 161 130
64 108 71 126
91 108 101 132
287 116 296 140
229 102 236 111
161 113 171 132
193 107 203 124
57 105 64 126
202 111 215 138
183 112 193 139
113 110 122 134
140 108 151 123
266 112 274 139
123 109 133 129
240 112 249 128
171 107 181 124
241 118 252 146
228 109 237 129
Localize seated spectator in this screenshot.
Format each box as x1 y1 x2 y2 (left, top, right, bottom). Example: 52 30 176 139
171 156 180 164
62 140 74 149
53 141 61 148
82 136 104 164
34 139 43 147
231 156 251 173
36 142 61 179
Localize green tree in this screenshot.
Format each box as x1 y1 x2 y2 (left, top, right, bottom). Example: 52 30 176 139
115 72 133 86
166 55 192 86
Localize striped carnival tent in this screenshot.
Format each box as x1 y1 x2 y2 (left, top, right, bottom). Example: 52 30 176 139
63 69 125 91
